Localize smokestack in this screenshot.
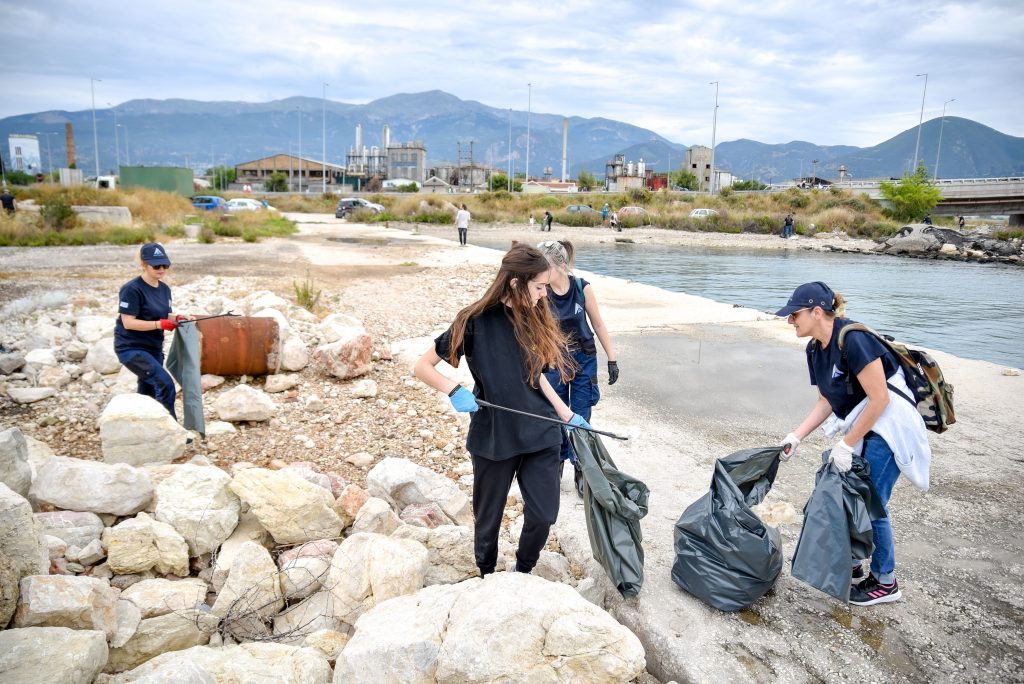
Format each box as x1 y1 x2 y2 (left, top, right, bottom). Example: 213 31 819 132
383 124 390 150
355 123 362 154
65 123 76 168
561 118 568 182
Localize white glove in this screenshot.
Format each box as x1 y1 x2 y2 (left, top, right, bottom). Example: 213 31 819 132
780 432 801 460
829 440 855 473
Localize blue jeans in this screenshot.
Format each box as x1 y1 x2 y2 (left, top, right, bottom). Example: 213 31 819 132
544 349 600 462
862 432 901 580
117 349 177 419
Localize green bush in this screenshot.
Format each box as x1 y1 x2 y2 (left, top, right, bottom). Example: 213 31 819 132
555 212 602 227
410 211 453 224
242 228 259 242
741 215 778 234
995 229 1024 240
534 196 562 209
162 224 186 238
40 196 76 230
265 172 288 192
4 170 34 185
198 227 216 243
626 187 652 204
785 189 810 208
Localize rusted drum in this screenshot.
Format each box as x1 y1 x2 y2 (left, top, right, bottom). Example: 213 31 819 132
195 316 280 376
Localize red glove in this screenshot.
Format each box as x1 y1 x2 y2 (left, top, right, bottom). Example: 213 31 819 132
158 319 177 331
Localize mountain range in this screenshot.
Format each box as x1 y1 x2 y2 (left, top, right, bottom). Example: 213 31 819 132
3 90 1022 182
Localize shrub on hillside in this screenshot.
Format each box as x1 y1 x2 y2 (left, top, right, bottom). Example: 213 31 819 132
40 197 76 231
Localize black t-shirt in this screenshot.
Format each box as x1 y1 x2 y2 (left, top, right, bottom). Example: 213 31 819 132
806 317 900 419
435 304 562 460
114 276 172 356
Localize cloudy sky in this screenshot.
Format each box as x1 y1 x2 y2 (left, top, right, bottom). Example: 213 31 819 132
4 1 1022 147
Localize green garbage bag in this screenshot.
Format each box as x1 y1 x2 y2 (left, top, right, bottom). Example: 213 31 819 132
569 429 650 598
166 321 205 437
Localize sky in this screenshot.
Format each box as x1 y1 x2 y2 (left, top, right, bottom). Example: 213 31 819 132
3 0 1023 148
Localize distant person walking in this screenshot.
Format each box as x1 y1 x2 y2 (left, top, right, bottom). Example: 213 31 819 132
958 215 965 230
529 214 536 230
782 213 795 239
455 203 471 246
610 212 620 232
0 187 15 215
922 213 933 225
543 211 553 232
601 203 610 222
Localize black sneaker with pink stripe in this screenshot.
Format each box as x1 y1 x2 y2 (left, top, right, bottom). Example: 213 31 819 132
849 575 902 606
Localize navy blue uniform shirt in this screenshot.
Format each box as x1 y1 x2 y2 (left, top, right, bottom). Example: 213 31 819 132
546 276 596 354
114 276 172 356
806 318 899 419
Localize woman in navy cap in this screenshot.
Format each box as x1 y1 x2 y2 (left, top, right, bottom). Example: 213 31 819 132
776 281 930 606
113 243 187 418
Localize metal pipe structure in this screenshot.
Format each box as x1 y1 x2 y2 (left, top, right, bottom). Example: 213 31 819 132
108 103 120 170
322 82 328 194
90 78 101 184
934 98 955 180
912 73 928 173
507 107 512 192
525 83 532 184
709 81 719 195
297 107 303 193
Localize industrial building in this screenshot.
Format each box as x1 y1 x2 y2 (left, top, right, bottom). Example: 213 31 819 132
234 154 346 191
346 123 427 184
7 134 41 173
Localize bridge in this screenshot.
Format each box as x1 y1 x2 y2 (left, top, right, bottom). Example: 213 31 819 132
832 177 1024 225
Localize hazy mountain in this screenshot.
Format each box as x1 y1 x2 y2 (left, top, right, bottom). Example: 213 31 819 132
2 91 1021 182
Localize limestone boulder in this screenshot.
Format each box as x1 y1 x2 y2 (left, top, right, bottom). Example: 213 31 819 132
327 532 428 627
97 642 331 684
104 513 189 577
336 573 646 683
112 598 142 648
210 510 272 593
272 589 345 644
86 337 122 374
0 351 26 375
13 575 120 640
400 501 450 529
229 468 342 545
32 457 153 516
350 496 402 536
6 386 57 404
245 290 290 315
280 336 310 372
0 626 108 684
211 541 283 641
392 524 478 586
252 307 292 342
367 457 472 526
25 347 59 366
0 550 20 627
153 464 240 556
121 578 208 618
99 394 188 466
76 315 115 343
36 364 73 388
35 511 105 549
335 483 369 527
104 609 214 674
0 483 49 581
311 329 372 380
0 426 32 496
264 373 300 393
213 384 277 422
318 313 364 342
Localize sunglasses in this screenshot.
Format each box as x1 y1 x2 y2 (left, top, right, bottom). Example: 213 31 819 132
787 308 810 319
149 264 170 270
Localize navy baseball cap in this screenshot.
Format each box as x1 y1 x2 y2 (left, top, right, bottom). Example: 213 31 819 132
775 281 834 317
140 243 171 267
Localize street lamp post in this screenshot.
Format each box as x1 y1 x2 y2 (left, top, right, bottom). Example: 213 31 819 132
90 78 101 184
122 124 130 166
507 107 512 192
322 82 328 194
297 107 303 194
934 98 955 181
35 132 54 178
525 83 532 185
709 81 719 195
811 159 819 186
912 73 928 173
109 103 120 171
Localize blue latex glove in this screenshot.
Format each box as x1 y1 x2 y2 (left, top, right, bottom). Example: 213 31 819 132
449 386 479 413
567 413 592 433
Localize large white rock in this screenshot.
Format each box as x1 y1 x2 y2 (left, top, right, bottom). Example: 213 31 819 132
392 524 478 586
13 575 119 640
0 427 32 496
31 457 153 516
98 642 331 684
36 364 73 388
24 347 59 366
35 511 105 549
210 510 272 593
0 483 50 581
76 315 115 343
366 457 473 526
0 626 109 684
336 573 646 683
104 512 190 577
318 313 364 343
252 307 292 341
280 336 310 371
246 291 290 315
153 464 240 556
211 541 283 641
229 468 342 545
112 598 142 649
272 589 344 644
99 394 188 466
327 532 428 627
121 578 209 619
264 373 300 393
6 386 57 404
212 384 277 422
350 496 402 536
86 337 122 374
311 329 372 380
104 610 214 674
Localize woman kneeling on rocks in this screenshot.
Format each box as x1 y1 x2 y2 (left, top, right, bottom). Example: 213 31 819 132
414 244 590 576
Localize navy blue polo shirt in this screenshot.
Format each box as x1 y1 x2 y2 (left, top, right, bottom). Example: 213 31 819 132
435 304 562 461
806 318 899 419
114 276 172 356
546 276 596 354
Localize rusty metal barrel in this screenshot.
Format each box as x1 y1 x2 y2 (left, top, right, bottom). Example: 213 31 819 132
195 316 280 376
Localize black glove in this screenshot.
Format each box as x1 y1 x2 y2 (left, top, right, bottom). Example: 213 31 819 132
607 361 619 385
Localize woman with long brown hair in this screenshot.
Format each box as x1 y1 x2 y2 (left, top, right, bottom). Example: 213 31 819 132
414 244 589 576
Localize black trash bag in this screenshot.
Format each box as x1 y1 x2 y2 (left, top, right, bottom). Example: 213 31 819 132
671 447 784 612
791 450 886 602
569 429 650 598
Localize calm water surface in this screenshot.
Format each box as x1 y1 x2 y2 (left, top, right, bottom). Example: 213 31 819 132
476 240 1024 367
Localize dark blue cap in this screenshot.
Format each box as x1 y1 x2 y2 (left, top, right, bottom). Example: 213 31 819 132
140 242 171 266
775 281 834 317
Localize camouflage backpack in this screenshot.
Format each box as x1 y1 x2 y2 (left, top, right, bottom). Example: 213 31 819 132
838 323 956 434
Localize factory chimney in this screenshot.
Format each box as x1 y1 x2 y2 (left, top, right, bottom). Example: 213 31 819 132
65 123 76 168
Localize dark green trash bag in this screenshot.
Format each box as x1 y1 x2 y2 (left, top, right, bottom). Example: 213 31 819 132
569 429 650 598
671 447 784 612
790 450 885 602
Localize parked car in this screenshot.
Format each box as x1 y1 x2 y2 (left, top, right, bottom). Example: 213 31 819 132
335 197 385 218
191 195 228 212
566 204 596 214
617 206 651 223
689 208 720 219
226 198 265 212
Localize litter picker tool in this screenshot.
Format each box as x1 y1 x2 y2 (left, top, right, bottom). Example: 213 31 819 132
475 399 629 441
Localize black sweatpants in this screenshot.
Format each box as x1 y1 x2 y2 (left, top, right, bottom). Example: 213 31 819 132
471 444 561 575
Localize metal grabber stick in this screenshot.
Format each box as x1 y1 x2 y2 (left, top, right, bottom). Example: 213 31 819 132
475 399 629 441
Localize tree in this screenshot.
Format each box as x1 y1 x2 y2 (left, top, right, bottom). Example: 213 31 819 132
208 165 236 190
732 179 767 191
879 164 943 222
265 172 287 192
670 169 699 191
576 170 599 191
489 173 522 192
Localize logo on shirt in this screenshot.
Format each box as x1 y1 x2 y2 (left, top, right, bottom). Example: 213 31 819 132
831 364 844 379
119 300 129 309
574 303 584 315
